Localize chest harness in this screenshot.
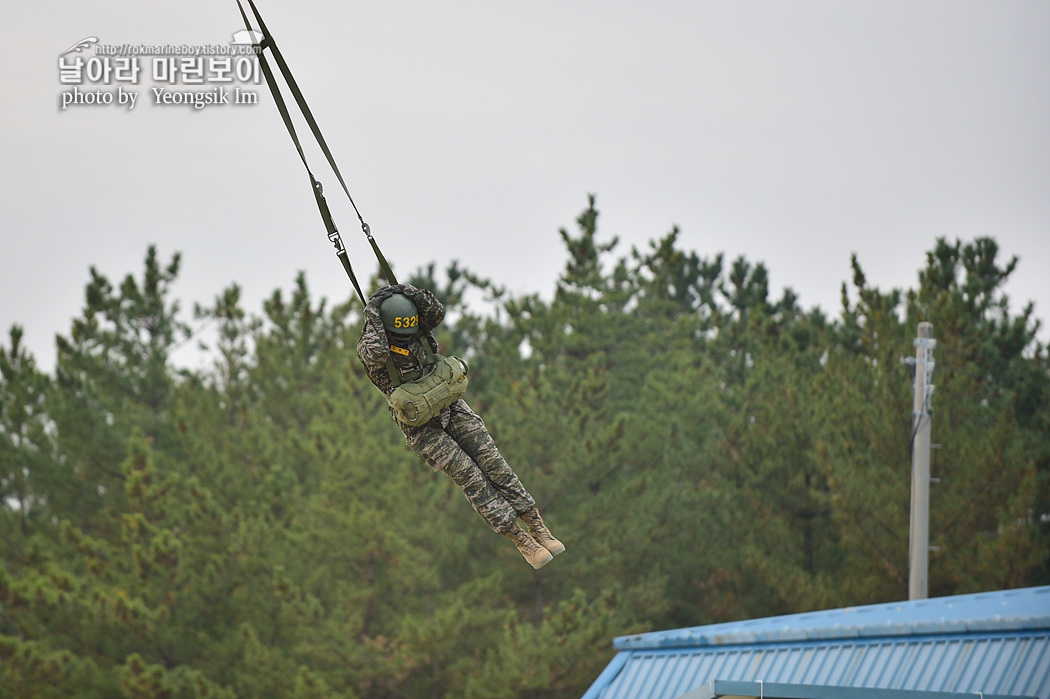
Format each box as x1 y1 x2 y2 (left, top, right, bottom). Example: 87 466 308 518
385 338 469 427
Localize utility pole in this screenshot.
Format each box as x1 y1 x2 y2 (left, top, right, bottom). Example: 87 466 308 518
908 322 936 600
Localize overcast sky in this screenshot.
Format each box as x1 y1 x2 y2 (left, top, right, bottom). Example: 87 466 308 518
2 0 1048 373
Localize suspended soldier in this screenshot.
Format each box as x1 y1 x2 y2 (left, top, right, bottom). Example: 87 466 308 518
234 0 561 568
357 283 564 569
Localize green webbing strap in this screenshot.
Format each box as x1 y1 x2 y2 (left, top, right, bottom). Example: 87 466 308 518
236 0 398 296
310 175 366 304
385 336 439 389
234 0 366 304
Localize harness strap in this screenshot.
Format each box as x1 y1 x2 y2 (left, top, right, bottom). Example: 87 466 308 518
310 176 366 304
236 0 398 298
385 335 439 389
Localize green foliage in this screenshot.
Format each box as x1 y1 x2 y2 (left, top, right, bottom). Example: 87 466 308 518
1 204 1047 697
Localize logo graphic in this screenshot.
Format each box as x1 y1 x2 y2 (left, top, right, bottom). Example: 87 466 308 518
61 37 98 56
230 29 265 46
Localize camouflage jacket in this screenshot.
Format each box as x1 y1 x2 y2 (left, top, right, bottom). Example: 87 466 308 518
357 284 449 426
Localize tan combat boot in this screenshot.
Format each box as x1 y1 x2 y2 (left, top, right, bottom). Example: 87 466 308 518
520 508 565 556
503 523 554 569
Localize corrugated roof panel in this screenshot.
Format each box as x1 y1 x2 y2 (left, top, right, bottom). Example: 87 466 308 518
682 679 1032 699
585 589 1050 699
652 654 684 697
977 638 1014 692
1027 643 1050 698
615 587 1050 652
1007 639 1040 695
853 641 899 686
585 632 1050 699
913 639 953 691
1019 637 1050 697
763 645 795 680
995 637 1049 698
1011 637 1048 697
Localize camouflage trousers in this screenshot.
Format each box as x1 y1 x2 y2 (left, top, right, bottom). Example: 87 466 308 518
402 399 535 534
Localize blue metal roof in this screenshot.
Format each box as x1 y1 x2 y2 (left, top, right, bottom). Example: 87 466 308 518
680 680 1030 699
582 586 1050 699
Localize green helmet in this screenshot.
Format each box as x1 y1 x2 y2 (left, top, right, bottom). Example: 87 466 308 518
379 293 419 340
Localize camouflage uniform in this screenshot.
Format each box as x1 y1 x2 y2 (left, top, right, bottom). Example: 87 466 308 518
356 284 536 534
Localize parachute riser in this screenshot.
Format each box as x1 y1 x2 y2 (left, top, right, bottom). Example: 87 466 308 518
311 177 365 304
236 0 397 301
